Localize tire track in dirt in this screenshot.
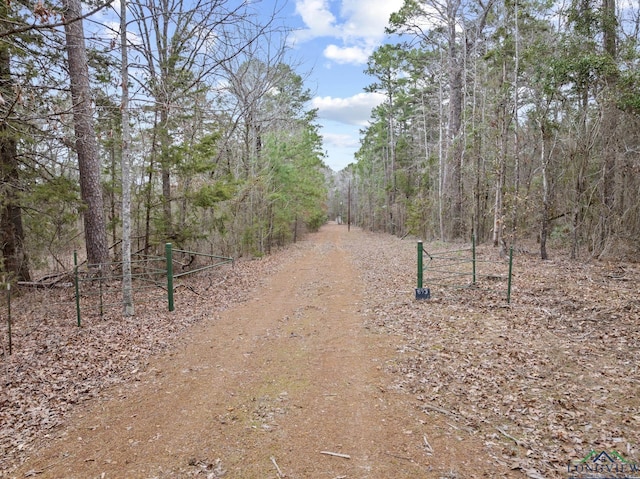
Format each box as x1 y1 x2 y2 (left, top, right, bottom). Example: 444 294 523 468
10 224 500 478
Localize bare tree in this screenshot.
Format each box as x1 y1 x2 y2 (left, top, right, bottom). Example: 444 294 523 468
128 0 282 245
598 0 620 256
389 0 495 240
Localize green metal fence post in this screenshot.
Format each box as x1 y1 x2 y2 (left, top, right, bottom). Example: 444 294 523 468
417 240 423 289
166 243 174 312
7 283 12 355
472 235 477 284
99 263 104 319
74 250 81 327
507 246 514 303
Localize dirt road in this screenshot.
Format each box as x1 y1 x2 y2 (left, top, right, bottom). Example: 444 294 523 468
12 224 501 478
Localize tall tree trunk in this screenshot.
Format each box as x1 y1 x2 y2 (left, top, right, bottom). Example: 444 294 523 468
387 89 397 236
160 108 173 239
63 0 109 266
492 151 506 251
442 0 495 240
599 0 618 255
438 55 446 241
493 59 509 255
0 44 30 282
511 0 521 247
539 120 552 260
571 91 590 260
121 0 134 316
144 110 158 254
445 30 464 240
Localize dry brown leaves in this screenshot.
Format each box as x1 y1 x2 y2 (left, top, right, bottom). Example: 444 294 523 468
344 231 640 478
2 229 639 479
0 251 294 476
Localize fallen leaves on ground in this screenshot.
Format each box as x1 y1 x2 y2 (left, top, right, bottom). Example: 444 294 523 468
0 251 296 475
1 229 639 479
344 231 640 478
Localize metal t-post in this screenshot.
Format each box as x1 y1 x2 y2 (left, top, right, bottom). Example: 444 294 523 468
74 250 81 327
507 246 514 303
472 235 477 284
166 243 174 311
7 283 12 354
417 240 423 289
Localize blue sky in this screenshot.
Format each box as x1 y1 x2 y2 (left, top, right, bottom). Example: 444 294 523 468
279 0 405 171
97 0 404 172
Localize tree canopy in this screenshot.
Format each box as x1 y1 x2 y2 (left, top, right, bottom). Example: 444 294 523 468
347 0 640 260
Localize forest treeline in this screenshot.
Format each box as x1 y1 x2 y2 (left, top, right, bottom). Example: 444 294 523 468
333 0 640 262
0 0 328 285
2 0 639 288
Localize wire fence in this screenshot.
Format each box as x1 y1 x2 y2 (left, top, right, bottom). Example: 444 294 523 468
416 238 514 302
1 244 233 356
1 279 81 359
166 245 234 312
73 251 168 325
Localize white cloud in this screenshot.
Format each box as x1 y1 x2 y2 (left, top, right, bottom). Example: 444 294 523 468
293 0 404 64
323 44 371 65
338 0 404 40
312 92 386 126
293 0 338 42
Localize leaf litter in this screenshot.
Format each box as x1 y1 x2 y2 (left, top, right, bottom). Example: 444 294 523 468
1 229 639 479
0 252 293 476
343 231 640 478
